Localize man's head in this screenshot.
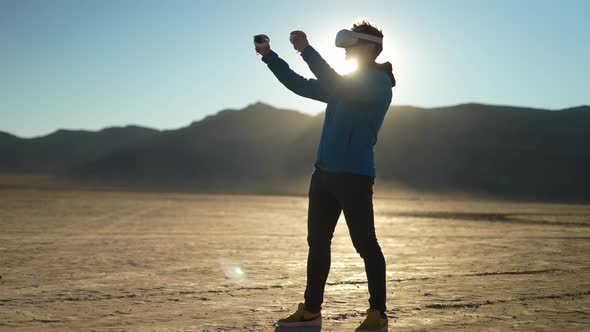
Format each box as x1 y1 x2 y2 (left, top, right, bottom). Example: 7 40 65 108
342 19 384 64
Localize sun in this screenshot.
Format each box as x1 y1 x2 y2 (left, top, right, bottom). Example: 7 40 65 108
339 58 358 75
322 48 358 75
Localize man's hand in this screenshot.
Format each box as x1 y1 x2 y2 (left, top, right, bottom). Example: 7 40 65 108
256 45 271 57
254 34 271 57
290 30 309 52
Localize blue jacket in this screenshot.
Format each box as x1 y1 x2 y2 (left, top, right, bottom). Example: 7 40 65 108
261 45 394 177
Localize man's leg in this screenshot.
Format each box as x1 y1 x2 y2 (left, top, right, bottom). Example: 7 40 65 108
336 174 387 313
304 169 342 313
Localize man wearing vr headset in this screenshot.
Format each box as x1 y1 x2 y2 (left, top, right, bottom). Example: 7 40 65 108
255 19 395 332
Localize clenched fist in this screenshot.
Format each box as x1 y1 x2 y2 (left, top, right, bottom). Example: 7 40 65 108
290 30 309 52
254 34 271 57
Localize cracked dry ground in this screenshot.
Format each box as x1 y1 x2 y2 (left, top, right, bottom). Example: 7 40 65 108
1 189 589 331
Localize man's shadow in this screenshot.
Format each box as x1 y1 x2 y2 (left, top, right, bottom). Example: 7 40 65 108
274 327 321 332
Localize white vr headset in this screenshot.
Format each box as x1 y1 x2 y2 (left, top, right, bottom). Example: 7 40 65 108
335 29 382 48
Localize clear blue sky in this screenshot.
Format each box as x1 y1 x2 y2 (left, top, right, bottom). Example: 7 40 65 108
1 0 588 138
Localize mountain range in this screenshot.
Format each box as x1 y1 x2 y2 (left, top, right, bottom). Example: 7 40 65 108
1 102 589 201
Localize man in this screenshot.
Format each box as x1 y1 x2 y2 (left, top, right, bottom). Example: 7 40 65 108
255 19 395 332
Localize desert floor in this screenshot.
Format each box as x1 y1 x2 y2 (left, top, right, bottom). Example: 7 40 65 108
1 188 589 331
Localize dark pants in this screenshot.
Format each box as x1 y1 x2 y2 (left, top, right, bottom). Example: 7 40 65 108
303 168 387 314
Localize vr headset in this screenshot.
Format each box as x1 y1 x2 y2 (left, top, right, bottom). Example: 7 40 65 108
335 29 382 48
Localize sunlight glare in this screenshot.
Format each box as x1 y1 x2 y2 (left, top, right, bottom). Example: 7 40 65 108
342 58 358 74
322 47 358 75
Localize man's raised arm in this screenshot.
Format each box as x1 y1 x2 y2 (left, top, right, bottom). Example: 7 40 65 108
261 50 328 103
300 45 342 83
255 34 328 103
290 31 341 82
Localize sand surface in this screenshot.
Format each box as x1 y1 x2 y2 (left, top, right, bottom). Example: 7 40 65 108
1 189 589 331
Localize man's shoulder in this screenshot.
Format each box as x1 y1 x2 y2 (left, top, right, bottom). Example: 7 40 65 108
356 70 393 92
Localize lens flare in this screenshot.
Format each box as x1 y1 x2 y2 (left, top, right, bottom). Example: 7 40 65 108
219 259 247 282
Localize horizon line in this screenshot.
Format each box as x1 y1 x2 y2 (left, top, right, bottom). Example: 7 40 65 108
3 101 589 140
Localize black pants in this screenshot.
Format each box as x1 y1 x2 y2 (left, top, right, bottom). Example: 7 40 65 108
303 168 387 314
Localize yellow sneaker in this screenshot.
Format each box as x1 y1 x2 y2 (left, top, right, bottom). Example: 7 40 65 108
276 303 321 327
355 308 388 332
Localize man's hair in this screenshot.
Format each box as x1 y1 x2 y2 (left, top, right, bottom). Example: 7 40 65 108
351 18 383 60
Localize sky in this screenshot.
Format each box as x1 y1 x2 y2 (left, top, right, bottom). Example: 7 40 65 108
1 0 589 138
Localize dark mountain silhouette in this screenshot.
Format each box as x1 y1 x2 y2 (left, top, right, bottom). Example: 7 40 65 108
1 102 589 201
0 125 159 174
69 102 318 192
375 104 590 201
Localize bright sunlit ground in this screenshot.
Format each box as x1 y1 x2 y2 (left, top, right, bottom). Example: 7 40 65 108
1 188 589 331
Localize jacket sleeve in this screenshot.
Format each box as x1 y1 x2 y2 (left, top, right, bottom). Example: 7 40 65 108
300 45 341 82
301 46 391 105
261 50 328 103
